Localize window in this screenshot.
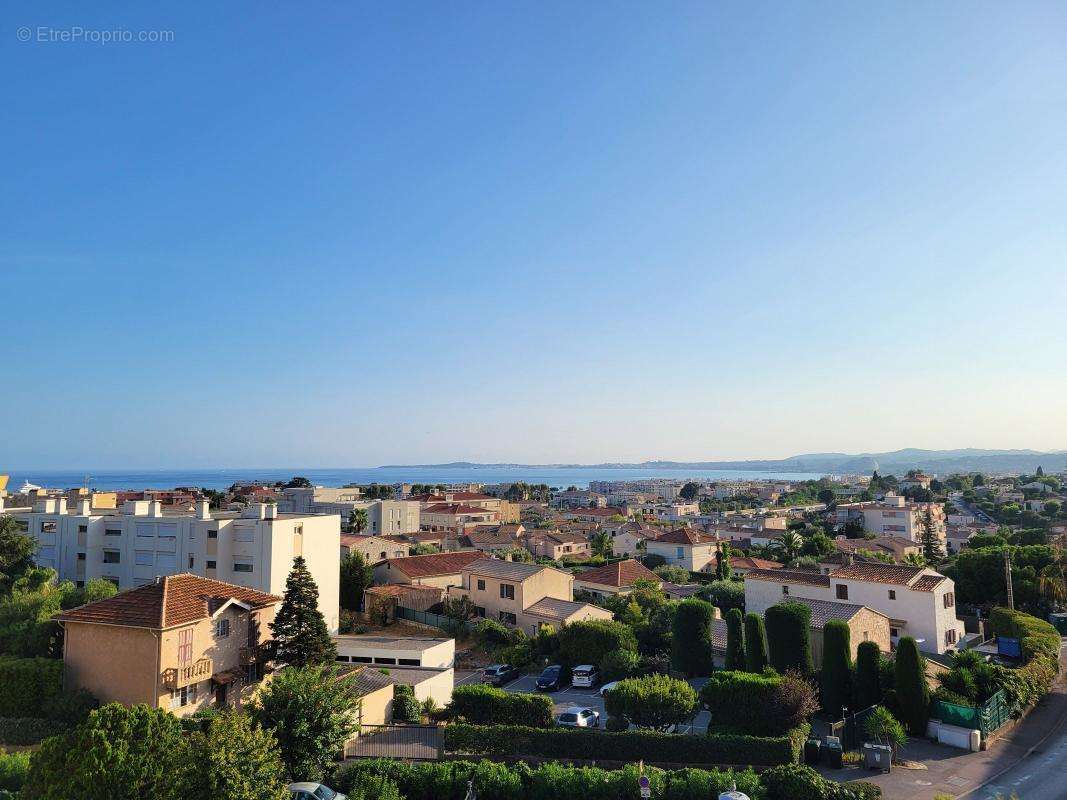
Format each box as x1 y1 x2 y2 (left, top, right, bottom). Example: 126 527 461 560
77 525 87 534
782 585 790 595
206 560 217 569
188 555 195 569
208 530 218 539
215 618 230 638
351 656 372 663
498 611 517 625
374 657 396 665
890 627 899 638
398 658 419 666
474 606 486 617
943 592 955 609
77 552 86 561
177 629 193 664
135 550 153 566
499 583 515 600
234 527 254 543
477 579 485 591
233 562 253 573
945 629 958 646
170 682 198 709
676 547 684 559
835 584 849 600
379 551 387 560
41 521 57 534
888 590 896 600
102 550 121 564
105 528 121 537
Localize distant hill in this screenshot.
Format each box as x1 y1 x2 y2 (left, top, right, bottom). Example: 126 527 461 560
382 448 1067 475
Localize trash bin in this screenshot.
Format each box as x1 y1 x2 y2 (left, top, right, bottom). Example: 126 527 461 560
862 743 892 773
823 736 843 769
804 738 821 764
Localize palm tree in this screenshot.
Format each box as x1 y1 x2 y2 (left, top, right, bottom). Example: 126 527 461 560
1038 556 1067 609
902 552 927 567
590 531 612 557
772 530 804 563
348 508 368 534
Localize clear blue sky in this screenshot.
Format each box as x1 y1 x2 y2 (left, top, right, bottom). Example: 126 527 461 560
3 2 1066 468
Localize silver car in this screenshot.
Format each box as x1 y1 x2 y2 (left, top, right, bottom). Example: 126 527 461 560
556 706 600 728
288 782 347 800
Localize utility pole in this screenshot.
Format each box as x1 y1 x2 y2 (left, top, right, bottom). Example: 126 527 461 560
1004 549 1014 611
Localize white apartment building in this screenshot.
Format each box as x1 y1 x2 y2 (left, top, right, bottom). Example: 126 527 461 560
635 502 700 521
5 498 341 632
835 493 946 544
279 487 420 536
744 562 965 655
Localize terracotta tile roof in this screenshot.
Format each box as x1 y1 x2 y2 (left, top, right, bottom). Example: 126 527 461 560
711 618 727 651
745 568 832 587
829 563 927 586
460 529 520 548
575 559 660 588
384 551 484 578
729 556 782 570
423 503 495 515
563 507 625 517
912 575 946 592
55 573 280 630
466 558 564 581
525 597 601 620
654 527 721 546
787 596 885 627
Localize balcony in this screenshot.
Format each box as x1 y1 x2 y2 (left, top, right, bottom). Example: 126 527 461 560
162 657 212 689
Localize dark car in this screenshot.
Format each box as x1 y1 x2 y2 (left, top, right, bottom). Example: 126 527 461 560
536 664 568 692
482 664 519 687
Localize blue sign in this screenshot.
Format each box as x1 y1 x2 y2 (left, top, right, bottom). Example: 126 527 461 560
998 636 1022 659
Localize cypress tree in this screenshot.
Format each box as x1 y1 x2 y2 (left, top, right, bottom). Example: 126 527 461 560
725 608 745 670
765 601 814 675
671 598 716 677
271 556 336 667
894 637 929 735
715 543 732 581
853 640 882 710
820 620 852 719
744 612 769 673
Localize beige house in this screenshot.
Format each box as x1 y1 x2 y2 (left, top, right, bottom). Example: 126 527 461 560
55 574 280 717
610 522 661 557
645 527 722 571
372 551 484 589
446 558 612 635
524 529 591 560
340 534 409 563
573 559 662 599
786 597 892 667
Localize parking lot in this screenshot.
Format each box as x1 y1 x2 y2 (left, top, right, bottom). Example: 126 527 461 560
455 670 710 733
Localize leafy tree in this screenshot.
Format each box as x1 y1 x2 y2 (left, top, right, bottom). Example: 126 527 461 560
603 674 697 731
600 648 641 681
893 637 929 735
270 557 336 668
0 517 36 595
23 703 191 800
725 608 745 670
679 482 700 501
640 553 667 570
250 665 361 781
652 564 690 584
285 477 313 488
186 709 289 800
817 488 836 506
671 599 715 677
743 612 769 672
820 620 852 718
765 602 813 675
348 508 368 534
700 579 744 614
556 619 636 667
853 640 882 710
339 552 372 612
700 670 818 736
800 532 835 560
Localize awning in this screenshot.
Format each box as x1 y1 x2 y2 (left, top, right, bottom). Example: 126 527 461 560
211 669 243 687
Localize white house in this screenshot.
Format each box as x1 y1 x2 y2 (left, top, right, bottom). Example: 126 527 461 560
645 527 722 572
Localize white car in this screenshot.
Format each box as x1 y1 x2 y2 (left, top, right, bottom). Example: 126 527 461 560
571 664 600 688
288 783 347 800
556 706 601 728
599 680 620 696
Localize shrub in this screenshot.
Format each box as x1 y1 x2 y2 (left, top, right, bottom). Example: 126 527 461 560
600 648 641 681
603 674 697 731
765 602 813 675
393 684 422 723
641 554 668 570
0 658 62 717
725 609 745 670
744 613 769 673
443 722 807 767
864 705 906 755
0 716 67 745
475 619 524 648
653 565 691 584
762 763 882 800
40 688 98 725
0 751 30 793
701 670 818 736
446 684 554 727
671 599 716 677
852 641 881 710
989 606 1061 662
820 620 852 719
894 637 929 736
557 620 636 667
702 580 745 614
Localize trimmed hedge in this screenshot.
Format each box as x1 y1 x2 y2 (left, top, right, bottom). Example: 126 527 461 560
0 717 68 745
446 684 554 727
332 757 767 800
557 620 637 668
443 722 808 767
989 607 1060 662
0 658 62 717
762 764 881 800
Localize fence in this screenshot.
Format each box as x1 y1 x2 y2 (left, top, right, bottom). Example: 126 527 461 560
396 606 452 630
931 689 1010 736
827 705 878 750
345 724 441 761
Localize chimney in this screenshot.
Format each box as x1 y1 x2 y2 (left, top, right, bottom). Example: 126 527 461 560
55 498 67 515
195 500 211 520
264 503 277 520
77 499 91 515
149 500 163 518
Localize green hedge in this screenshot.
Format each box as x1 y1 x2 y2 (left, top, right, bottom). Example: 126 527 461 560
989 607 1061 662
333 757 767 800
446 684 554 727
443 722 807 767
0 751 30 793
0 717 68 745
0 658 63 717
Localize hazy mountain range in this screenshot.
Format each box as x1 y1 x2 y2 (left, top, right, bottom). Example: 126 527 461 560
384 448 1067 475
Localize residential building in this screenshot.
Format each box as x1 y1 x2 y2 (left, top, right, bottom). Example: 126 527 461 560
55 574 280 717
332 634 455 707
551 489 607 509
7 498 340 632
420 503 499 532
279 488 421 535
362 584 444 623
445 558 612 635
561 507 626 523
898 474 933 491
835 494 946 544
340 534 409 563
459 525 525 553
524 529 591 560
645 527 722 572
744 561 965 654
573 559 662 599
728 556 783 578
610 522 661 557
833 535 922 562
634 502 700 522
372 551 484 589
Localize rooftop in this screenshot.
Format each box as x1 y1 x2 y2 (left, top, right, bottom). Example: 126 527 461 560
786 596 887 627
383 551 484 578
465 558 564 582
745 568 832 587
654 527 721 546
574 559 660 588
525 596 597 620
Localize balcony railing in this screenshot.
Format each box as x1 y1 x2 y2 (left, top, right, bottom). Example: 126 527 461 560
162 657 212 689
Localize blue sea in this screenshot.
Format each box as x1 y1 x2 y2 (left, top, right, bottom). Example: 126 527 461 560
4 466 824 492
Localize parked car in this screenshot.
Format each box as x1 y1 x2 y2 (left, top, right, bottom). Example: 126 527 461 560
536 664 568 691
482 663 520 687
288 783 347 800
571 664 600 688
599 680 620 696
556 706 600 728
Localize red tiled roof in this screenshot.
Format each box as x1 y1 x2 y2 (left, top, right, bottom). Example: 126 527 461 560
911 575 946 592
55 573 280 630
745 568 832 587
575 559 661 588
729 556 783 570
384 551 484 578
829 563 927 586
563 507 624 517
423 503 495 515
655 527 720 546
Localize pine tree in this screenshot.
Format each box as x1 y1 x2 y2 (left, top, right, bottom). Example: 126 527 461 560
894 636 929 735
744 612 769 672
271 556 336 667
339 552 372 612
920 507 943 562
715 543 732 581
725 608 745 670
820 620 852 719
853 640 882 710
